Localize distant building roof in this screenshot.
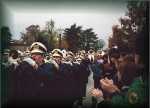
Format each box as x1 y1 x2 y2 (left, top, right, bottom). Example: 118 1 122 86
10 40 28 46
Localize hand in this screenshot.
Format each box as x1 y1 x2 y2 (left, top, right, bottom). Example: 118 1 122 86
33 64 38 70
100 78 114 87
100 78 120 94
104 77 114 85
91 88 103 97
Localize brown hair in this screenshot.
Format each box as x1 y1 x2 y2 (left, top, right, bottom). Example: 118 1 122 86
123 54 135 64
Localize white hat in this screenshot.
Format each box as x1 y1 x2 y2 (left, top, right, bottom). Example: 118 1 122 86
52 53 62 57
31 49 44 54
30 42 47 54
76 58 82 61
52 49 63 57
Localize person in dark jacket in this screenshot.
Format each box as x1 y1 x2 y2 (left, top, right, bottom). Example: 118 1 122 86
91 53 103 88
6 42 54 107
99 54 142 104
50 49 74 107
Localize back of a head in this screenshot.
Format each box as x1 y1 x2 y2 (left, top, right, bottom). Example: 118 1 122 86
109 47 120 59
124 54 135 64
9 50 19 59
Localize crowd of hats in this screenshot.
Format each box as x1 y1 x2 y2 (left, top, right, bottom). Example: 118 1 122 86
14 42 123 63
28 42 102 58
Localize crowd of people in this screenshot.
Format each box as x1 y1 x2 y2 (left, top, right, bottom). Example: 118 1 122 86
2 42 147 108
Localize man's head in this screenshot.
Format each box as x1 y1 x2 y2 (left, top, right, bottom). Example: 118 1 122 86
30 42 47 54
30 42 47 65
66 51 74 62
52 49 63 65
88 49 94 54
109 47 120 63
76 57 82 63
9 50 19 59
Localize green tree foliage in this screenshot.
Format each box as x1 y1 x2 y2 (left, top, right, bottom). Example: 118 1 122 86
1 27 12 104
46 19 55 34
45 19 59 50
110 1 147 53
1 26 12 52
80 28 98 51
95 39 105 50
37 30 50 50
126 1 147 33
64 24 82 52
21 19 59 51
126 1 148 58
64 24 100 52
21 25 40 45
20 20 104 52
110 25 130 52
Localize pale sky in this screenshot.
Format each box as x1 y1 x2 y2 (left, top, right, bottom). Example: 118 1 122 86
2 0 128 48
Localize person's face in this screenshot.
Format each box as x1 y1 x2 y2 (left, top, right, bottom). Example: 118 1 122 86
31 53 44 65
67 55 74 62
77 59 82 63
53 56 62 64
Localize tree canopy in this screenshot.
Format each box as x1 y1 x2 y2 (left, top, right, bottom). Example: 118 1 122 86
109 1 148 54
1 26 12 52
64 24 104 52
21 21 105 52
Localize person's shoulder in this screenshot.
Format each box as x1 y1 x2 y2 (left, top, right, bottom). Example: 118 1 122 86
60 62 73 70
14 61 35 75
39 62 55 71
72 62 80 70
22 57 37 67
73 61 80 65
43 62 53 66
125 63 140 71
18 61 33 68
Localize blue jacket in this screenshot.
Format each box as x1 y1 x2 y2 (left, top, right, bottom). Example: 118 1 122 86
91 61 103 79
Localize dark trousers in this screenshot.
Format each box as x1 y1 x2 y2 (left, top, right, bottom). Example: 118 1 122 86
94 77 100 88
